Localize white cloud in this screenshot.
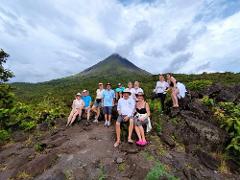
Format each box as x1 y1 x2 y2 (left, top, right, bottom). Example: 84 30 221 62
0 0 239 82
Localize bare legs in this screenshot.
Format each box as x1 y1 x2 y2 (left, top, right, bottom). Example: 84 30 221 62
171 88 179 107
114 118 134 147
66 108 82 127
135 126 146 142
92 106 100 120
85 108 90 121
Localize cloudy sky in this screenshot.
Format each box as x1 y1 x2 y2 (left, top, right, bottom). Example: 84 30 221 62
1 0 240 82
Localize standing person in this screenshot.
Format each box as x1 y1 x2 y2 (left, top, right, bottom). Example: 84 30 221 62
133 81 144 101
114 89 136 147
154 74 169 112
115 83 125 101
134 92 151 146
167 73 186 108
66 93 85 127
102 83 115 127
82 90 92 122
125 81 135 99
92 83 104 123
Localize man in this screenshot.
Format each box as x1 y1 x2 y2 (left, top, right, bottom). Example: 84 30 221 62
115 83 125 101
114 89 136 147
82 90 92 122
102 83 115 127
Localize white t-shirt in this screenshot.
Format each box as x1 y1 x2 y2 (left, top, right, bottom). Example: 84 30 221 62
117 97 136 117
72 99 84 109
125 88 136 99
154 81 169 94
96 89 104 99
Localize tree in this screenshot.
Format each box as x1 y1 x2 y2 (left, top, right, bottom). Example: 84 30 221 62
0 49 14 83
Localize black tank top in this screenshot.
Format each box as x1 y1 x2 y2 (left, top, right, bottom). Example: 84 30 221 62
136 102 147 114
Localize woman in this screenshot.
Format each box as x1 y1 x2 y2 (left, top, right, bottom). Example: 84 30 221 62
154 74 169 112
66 92 85 127
134 92 151 146
92 83 104 123
133 81 144 101
125 81 135 99
167 73 186 108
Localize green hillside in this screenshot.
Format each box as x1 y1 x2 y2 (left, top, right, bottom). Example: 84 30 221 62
12 54 153 105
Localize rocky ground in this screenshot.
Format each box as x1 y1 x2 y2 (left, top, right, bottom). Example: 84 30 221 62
0 84 240 180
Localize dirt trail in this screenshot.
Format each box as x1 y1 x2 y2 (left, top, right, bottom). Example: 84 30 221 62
0 120 154 180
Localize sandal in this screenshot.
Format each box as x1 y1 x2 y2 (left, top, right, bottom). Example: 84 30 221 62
136 140 143 146
114 141 121 148
128 139 134 144
141 140 148 146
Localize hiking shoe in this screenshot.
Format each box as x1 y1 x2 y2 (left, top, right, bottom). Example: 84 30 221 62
93 119 98 123
104 121 108 127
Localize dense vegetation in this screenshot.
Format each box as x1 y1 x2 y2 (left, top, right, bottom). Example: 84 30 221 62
0 49 66 143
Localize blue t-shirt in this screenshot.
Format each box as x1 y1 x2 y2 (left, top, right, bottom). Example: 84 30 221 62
82 95 92 107
115 87 125 93
102 89 115 107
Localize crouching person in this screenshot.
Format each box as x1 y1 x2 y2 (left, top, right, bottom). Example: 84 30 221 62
66 93 85 127
134 92 151 146
114 90 135 148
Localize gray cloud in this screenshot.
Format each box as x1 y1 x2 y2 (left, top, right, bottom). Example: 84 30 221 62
164 53 193 73
0 0 239 82
167 29 190 53
117 20 153 56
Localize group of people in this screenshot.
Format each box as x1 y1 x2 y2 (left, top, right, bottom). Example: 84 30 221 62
66 74 186 147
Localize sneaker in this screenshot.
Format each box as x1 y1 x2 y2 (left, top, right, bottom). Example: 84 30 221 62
104 121 108 127
93 119 98 123
107 121 111 127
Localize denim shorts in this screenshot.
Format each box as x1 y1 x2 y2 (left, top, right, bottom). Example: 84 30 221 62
103 106 113 115
94 99 102 107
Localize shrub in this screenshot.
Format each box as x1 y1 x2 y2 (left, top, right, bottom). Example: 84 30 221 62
187 80 212 92
214 102 240 157
201 96 214 106
145 162 178 180
0 129 10 142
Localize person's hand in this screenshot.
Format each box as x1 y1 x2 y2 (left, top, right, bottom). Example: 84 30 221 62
139 117 145 121
124 116 129 121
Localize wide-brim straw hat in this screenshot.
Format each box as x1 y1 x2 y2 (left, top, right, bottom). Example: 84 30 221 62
122 89 131 95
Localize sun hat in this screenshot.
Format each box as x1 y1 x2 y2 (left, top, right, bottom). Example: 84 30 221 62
76 92 81 96
122 89 131 95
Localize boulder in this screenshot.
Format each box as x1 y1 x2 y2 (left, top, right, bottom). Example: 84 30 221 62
11 131 28 142
215 89 238 102
196 150 220 170
43 169 66 180
17 153 58 177
37 122 49 131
